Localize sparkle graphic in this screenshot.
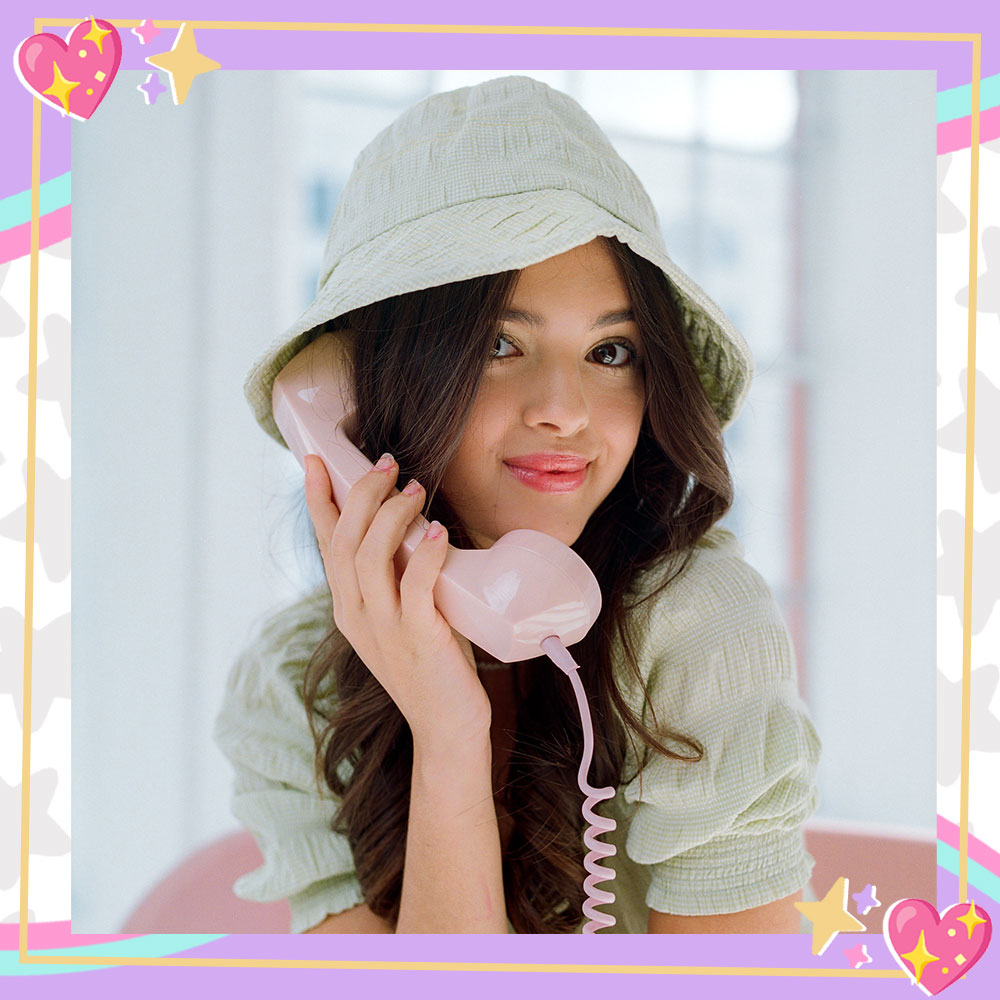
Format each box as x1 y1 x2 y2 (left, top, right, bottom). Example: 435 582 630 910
81 15 112 55
137 71 167 106
132 19 161 45
900 929 940 986
851 883 881 916
795 877 866 955
844 943 872 969
41 61 80 114
956 901 988 940
145 22 220 105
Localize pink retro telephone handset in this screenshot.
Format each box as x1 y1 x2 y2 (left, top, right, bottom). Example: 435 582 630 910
272 332 616 931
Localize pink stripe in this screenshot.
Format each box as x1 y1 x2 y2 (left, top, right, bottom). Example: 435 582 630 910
937 105 1000 154
0 204 71 264
937 815 1000 875
0 920 139 952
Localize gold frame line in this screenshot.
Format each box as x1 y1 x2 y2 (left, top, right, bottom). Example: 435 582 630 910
16 18 983 974
28 21 982 41
18 65 42 968
4 957 912 977
958 32 982 908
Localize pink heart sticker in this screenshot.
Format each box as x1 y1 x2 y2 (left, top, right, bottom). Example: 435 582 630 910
883 898 992 996
14 17 122 120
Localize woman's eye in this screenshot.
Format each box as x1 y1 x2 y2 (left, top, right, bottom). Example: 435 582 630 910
490 334 518 359
489 335 640 367
591 340 637 367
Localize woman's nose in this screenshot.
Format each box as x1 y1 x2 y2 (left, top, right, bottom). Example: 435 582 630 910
520 365 590 436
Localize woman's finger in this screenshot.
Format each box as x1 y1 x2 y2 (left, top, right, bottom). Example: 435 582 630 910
303 455 340 549
330 454 400 558
355 479 426 614
398 519 450 633
326 454 400 616
303 455 349 616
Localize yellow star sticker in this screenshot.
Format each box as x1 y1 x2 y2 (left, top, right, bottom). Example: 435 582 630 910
956 901 988 940
42 61 80 114
82 16 112 56
900 928 940 986
145 22 220 105
794 876 865 955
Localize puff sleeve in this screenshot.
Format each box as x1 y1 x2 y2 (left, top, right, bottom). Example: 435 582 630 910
213 588 365 933
620 529 821 916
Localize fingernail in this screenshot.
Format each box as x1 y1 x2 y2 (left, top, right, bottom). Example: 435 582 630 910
425 520 444 540
402 479 422 496
375 453 394 472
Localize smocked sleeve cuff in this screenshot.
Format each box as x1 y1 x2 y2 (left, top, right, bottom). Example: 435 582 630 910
287 877 367 934
222 760 365 931
645 827 814 916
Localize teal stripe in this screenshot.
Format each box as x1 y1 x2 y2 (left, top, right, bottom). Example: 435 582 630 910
0 955 104 977
937 72 1000 124
0 933 223 977
0 173 71 232
937 843 1000 904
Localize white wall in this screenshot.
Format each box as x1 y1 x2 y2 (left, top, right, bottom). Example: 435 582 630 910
797 71 937 829
72 72 306 931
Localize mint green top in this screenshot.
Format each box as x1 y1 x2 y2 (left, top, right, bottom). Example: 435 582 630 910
214 526 820 933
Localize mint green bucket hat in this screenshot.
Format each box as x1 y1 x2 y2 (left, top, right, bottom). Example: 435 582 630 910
244 75 754 446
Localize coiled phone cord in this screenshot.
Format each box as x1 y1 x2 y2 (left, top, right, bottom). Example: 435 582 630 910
540 635 617 933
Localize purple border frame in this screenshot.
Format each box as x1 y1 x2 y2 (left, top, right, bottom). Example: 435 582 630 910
3 1 996 996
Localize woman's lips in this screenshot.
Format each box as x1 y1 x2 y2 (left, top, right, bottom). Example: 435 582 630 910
504 462 589 494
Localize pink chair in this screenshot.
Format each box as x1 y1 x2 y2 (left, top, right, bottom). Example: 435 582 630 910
804 820 937 931
121 831 290 934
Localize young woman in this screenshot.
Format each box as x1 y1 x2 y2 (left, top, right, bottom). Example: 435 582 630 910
215 75 820 935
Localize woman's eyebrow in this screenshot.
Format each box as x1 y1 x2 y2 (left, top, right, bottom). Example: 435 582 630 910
501 308 635 329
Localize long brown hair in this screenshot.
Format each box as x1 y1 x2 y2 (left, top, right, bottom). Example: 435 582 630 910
301 237 733 932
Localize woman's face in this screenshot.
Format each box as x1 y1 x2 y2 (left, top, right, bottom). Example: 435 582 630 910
441 239 646 548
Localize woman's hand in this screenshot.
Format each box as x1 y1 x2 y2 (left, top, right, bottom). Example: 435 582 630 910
303 452 492 750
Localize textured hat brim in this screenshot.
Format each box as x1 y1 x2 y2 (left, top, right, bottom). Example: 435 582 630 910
244 188 753 447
